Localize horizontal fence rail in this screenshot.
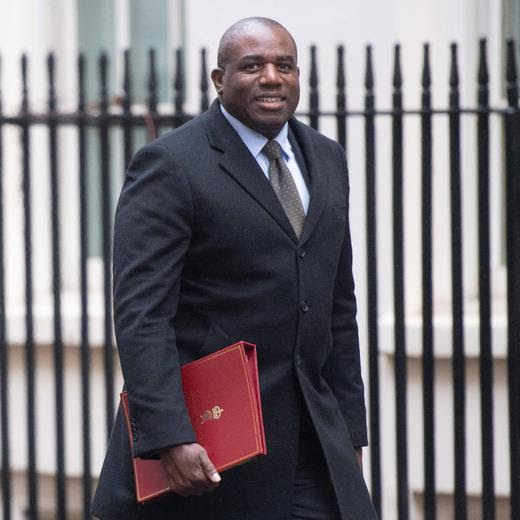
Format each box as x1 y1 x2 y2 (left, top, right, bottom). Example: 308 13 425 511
0 39 518 520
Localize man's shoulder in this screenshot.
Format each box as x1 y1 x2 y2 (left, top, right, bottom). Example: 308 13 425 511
150 112 209 155
289 117 343 152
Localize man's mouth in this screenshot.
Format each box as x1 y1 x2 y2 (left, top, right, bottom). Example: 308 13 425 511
255 96 285 103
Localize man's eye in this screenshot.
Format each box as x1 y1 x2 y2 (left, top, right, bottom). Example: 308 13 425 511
244 63 260 71
278 64 291 71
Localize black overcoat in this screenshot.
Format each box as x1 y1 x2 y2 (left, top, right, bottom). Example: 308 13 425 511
92 101 377 520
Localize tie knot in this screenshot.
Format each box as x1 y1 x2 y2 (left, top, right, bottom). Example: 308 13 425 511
263 140 283 161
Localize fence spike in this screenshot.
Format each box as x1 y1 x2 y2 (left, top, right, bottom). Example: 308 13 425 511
78 54 85 112
174 48 185 114
309 45 319 129
422 43 431 90
506 39 518 108
147 48 157 114
122 49 133 168
99 52 108 112
335 45 347 150
310 45 318 89
449 43 459 89
123 49 132 110
449 43 460 109
477 39 489 110
365 45 374 92
393 44 403 113
200 48 209 112
478 39 489 87
21 54 28 113
393 44 402 89
47 53 56 112
336 45 345 90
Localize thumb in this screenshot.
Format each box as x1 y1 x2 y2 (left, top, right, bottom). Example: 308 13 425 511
199 450 221 483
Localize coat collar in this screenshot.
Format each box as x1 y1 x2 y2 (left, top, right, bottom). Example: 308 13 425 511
201 101 327 245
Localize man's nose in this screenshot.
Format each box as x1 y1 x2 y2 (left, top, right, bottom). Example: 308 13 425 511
259 63 282 85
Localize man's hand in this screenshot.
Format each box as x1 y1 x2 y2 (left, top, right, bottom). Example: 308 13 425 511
160 443 221 497
355 447 363 471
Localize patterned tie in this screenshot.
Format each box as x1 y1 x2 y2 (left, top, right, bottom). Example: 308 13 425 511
262 140 306 238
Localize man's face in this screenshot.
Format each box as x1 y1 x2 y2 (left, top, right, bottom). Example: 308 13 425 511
212 25 300 139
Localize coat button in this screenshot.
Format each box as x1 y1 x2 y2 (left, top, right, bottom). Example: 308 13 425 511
296 354 302 367
300 300 309 312
299 248 306 259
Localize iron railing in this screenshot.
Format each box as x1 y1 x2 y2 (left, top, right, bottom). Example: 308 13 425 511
0 39 519 520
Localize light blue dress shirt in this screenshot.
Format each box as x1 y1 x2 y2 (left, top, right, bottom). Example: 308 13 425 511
220 104 310 214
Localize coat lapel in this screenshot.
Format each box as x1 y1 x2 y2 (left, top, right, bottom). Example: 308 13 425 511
202 102 299 243
202 102 328 245
289 119 328 245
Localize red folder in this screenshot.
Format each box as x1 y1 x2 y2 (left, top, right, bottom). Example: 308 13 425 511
121 341 266 503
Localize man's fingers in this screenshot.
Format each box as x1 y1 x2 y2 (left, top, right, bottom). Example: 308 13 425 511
198 450 221 483
160 443 220 496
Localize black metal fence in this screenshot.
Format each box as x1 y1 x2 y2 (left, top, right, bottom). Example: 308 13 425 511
0 39 519 520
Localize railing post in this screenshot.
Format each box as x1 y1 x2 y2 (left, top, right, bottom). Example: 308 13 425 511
420 42 436 520
477 38 495 520
47 51 67 520
504 38 520 520
392 43 409 520
77 52 92 520
448 43 467 520
0 54 12 520
364 44 382 518
21 53 38 520
98 51 115 441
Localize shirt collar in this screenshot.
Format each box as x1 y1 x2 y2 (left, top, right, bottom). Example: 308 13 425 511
220 104 290 160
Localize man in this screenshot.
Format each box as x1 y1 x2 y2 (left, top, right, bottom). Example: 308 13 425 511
92 17 377 520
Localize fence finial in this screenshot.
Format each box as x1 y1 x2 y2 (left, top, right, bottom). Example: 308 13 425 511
365 45 374 92
309 45 319 130
393 44 402 89
450 43 459 89
506 39 518 108
99 52 108 112
335 45 347 150
47 52 56 112
147 48 157 114
364 45 375 113
78 54 85 112
200 48 209 112
21 54 29 114
123 49 132 111
422 43 431 90
478 39 489 109
174 48 185 114
336 45 345 90
449 43 460 109
478 39 489 86
393 44 402 111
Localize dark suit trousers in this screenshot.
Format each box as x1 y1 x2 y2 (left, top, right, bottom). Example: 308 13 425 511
291 407 341 520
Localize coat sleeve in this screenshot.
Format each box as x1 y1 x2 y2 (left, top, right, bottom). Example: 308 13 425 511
113 141 197 458
327 143 368 448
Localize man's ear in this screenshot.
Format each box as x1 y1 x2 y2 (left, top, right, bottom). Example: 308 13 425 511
211 68 224 96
